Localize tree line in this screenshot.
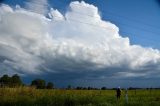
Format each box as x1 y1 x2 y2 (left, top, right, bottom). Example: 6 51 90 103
2 74 153 90
0 74 22 87
0 74 54 89
0 74 109 90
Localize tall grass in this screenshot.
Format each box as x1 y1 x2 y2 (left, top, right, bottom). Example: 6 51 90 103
0 87 160 106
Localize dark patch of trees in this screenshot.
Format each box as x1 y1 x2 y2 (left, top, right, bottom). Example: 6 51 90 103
0 74 54 89
101 86 107 90
31 79 54 89
76 86 84 90
0 74 22 87
31 79 46 89
2 74 160 90
75 86 99 90
46 82 54 89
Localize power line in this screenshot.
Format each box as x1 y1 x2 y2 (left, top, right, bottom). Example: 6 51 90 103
55 0 160 30
109 20 160 36
21 8 159 45
41 0 160 37
4 0 160 32
10 2 159 46
64 0 160 26
25 0 160 31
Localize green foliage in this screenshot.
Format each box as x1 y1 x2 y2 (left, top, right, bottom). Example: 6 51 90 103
46 82 54 89
0 88 160 106
101 86 107 90
11 74 22 86
0 74 10 86
0 74 22 87
1 74 160 106
31 79 46 89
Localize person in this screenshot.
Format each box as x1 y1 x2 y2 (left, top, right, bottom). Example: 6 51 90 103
116 86 121 99
125 88 128 104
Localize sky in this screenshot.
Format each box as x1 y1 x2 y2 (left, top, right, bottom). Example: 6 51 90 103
0 0 160 88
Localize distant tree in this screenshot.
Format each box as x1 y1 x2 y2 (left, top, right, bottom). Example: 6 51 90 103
31 79 46 89
82 87 87 90
0 74 11 86
101 87 107 90
88 86 92 90
0 74 23 87
67 85 72 90
46 82 54 89
76 86 83 90
11 74 22 87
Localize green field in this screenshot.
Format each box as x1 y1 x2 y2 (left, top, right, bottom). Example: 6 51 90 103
0 87 160 106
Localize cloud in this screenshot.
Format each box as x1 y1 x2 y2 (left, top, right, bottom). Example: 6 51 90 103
0 1 160 81
24 0 49 15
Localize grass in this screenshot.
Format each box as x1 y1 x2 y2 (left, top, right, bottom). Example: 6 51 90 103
0 87 160 106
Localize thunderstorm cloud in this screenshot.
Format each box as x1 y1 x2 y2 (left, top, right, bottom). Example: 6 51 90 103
0 1 160 84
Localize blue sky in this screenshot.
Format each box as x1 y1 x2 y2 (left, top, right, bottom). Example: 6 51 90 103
0 0 160 88
2 0 160 49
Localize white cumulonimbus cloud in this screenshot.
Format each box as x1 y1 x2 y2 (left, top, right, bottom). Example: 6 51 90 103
0 1 160 78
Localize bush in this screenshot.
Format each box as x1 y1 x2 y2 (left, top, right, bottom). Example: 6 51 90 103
31 79 46 89
0 74 22 87
46 82 54 89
